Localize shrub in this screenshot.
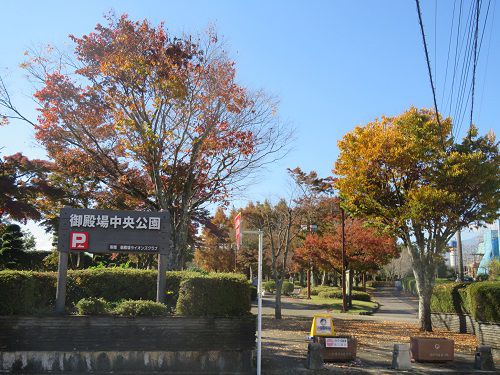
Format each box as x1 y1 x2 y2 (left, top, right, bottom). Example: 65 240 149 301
281 281 294 295
488 259 500 281
301 285 337 296
318 289 371 302
0 270 56 315
262 280 276 292
75 297 109 315
466 281 500 322
67 268 157 303
402 277 418 295
368 280 394 288
113 300 167 317
176 273 250 316
430 282 470 315
0 269 249 317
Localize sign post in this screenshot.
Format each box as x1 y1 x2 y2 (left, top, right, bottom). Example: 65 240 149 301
55 207 171 314
241 229 263 375
235 213 263 375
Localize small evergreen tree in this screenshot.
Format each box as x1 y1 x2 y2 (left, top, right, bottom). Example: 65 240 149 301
0 224 25 268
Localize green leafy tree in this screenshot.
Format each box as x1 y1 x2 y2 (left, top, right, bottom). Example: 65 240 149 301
335 107 499 331
0 223 25 268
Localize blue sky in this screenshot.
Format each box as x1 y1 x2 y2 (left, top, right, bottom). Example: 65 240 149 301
1 1 499 248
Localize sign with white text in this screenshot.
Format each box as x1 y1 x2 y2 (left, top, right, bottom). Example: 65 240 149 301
325 338 348 348
58 207 170 255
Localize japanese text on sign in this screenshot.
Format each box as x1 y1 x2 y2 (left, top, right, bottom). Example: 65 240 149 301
108 244 159 252
69 214 161 230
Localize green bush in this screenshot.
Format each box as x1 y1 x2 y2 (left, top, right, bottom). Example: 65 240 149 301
402 277 418 295
300 285 336 296
488 259 500 281
281 281 294 296
176 273 250 316
67 268 157 303
113 300 168 317
430 282 470 314
0 270 56 314
430 281 500 323
318 289 371 302
75 297 109 315
262 280 276 292
0 269 249 316
466 281 500 322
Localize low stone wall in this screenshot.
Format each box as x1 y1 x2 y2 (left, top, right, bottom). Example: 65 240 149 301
0 315 255 374
431 313 500 357
431 312 477 335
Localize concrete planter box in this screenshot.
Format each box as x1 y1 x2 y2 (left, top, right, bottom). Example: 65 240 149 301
0 315 255 374
410 337 454 362
313 336 357 362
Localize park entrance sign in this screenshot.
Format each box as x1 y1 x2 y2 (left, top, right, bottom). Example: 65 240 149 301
55 207 171 313
58 207 170 254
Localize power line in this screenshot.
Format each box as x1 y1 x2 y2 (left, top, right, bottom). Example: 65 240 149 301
447 0 463 120
415 0 444 147
469 0 481 135
453 0 476 138
477 0 495 122
440 1 456 110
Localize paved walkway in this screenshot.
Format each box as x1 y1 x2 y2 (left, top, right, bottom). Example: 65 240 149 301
371 287 419 322
252 287 418 323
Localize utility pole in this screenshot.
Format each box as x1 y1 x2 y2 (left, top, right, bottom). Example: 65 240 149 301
341 207 348 313
456 231 464 281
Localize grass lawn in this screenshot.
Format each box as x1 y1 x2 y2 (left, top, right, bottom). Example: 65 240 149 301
293 295 377 314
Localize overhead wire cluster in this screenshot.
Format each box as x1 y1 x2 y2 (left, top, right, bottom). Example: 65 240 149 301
415 0 494 140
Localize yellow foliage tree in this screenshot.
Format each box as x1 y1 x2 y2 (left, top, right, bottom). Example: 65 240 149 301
335 107 499 331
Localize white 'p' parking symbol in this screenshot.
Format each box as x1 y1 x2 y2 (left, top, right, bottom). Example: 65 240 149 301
70 232 89 250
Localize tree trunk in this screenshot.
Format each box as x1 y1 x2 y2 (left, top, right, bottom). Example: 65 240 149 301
348 269 353 308
299 270 304 287
412 248 436 332
321 270 327 285
249 266 253 281
311 268 316 287
362 272 366 291
275 277 283 319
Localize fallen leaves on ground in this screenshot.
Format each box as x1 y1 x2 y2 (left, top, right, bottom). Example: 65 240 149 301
262 316 478 354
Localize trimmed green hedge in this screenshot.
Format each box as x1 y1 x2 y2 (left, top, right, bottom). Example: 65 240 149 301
431 281 500 323
176 273 250 316
262 280 275 292
0 269 251 317
430 282 469 315
402 277 451 296
300 285 334 296
467 281 500 322
113 300 168 317
318 289 371 302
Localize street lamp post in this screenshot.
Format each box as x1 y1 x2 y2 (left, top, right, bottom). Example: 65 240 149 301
331 202 348 313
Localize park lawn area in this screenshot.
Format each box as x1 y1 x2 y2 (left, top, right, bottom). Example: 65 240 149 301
295 295 377 315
